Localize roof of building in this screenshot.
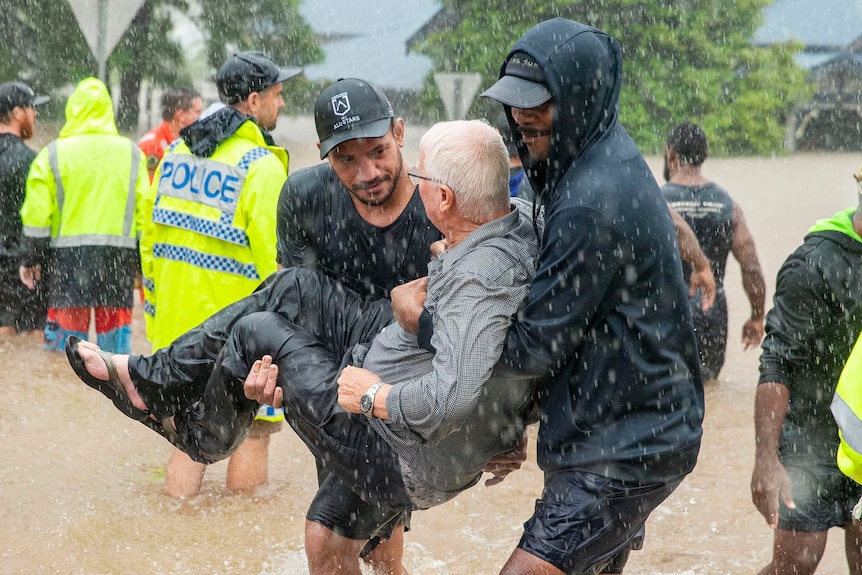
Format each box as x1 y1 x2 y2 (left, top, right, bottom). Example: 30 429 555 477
298 0 441 91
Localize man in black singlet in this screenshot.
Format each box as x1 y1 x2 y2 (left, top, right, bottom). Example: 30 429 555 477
662 121 766 381
276 78 441 575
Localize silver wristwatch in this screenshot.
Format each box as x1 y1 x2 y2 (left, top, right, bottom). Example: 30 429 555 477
360 381 385 418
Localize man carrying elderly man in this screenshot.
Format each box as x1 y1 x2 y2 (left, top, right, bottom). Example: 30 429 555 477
67 118 539 575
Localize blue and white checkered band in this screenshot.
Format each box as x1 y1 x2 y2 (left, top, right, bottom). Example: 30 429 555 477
152 208 250 246
152 243 261 280
157 154 247 215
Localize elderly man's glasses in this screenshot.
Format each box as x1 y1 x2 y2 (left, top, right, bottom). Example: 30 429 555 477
408 170 438 187
408 170 459 196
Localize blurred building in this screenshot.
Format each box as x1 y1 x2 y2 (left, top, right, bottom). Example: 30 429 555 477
297 0 439 93
754 0 862 151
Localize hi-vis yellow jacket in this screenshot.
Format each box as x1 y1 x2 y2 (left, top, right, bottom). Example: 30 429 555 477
140 114 287 351
833 333 862 484
22 77 146 250
21 77 147 307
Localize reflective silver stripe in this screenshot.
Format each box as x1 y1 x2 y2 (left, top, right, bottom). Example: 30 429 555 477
832 392 862 453
52 234 138 249
23 225 51 238
125 144 141 237
47 142 64 236
47 142 138 243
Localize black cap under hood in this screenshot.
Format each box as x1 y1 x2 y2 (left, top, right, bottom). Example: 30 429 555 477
498 18 623 203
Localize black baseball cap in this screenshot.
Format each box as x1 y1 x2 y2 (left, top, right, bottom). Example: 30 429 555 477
0 82 50 115
315 78 395 159
216 51 302 105
481 52 552 108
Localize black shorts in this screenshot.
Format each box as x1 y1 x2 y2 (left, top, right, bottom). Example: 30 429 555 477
306 472 411 543
518 470 682 575
0 256 47 332
690 289 728 381
778 456 862 531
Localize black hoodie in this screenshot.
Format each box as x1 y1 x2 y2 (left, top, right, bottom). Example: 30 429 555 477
179 107 275 157
499 19 704 483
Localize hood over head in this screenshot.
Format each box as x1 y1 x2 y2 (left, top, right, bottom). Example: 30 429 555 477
179 105 275 157
483 18 622 198
59 77 119 138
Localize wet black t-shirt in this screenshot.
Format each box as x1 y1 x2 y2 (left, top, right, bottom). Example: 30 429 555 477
276 163 441 298
663 181 735 289
0 134 36 257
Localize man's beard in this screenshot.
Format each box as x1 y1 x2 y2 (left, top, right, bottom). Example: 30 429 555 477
347 152 403 208
662 155 670 182
20 120 34 140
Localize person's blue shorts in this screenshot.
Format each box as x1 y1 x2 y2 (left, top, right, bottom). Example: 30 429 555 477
518 470 682 575
779 457 862 531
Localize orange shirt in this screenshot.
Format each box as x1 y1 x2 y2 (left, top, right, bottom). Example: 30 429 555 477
138 121 176 182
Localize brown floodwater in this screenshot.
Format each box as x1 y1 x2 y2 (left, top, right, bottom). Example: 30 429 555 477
2 133 860 574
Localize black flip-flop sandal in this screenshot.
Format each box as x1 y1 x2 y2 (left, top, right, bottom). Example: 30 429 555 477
65 336 181 446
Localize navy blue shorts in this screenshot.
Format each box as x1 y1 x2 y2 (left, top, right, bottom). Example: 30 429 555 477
779 457 862 531
306 472 410 543
518 470 682 575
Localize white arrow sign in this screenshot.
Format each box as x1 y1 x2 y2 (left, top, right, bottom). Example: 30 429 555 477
434 73 483 121
67 0 147 80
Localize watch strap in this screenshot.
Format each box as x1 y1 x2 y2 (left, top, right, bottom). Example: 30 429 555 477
362 381 385 417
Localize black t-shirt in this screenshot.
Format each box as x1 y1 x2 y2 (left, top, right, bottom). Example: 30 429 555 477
0 134 36 257
277 163 442 298
663 181 735 289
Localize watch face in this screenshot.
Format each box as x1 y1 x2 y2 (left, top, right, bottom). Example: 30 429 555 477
360 394 373 414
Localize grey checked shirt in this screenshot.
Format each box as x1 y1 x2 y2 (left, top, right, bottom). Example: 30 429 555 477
358 200 540 508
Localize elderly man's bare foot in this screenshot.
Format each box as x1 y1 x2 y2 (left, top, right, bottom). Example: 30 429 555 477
76 340 149 413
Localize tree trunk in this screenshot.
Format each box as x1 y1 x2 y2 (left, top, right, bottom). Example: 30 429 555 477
115 2 153 134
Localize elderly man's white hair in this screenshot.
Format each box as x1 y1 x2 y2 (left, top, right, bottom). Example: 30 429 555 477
420 119 511 224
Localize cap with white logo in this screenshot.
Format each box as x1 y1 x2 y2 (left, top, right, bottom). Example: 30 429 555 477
314 78 395 159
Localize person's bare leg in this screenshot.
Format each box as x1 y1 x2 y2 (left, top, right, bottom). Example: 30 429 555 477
305 520 365 575
845 520 862 575
76 340 148 412
757 528 828 575
226 435 270 492
499 548 565 575
363 526 409 575
305 521 409 575
164 448 206 498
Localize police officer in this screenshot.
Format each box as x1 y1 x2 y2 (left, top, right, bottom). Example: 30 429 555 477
139 51 301 497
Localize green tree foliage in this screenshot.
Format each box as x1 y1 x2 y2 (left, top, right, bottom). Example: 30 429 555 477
0 1 93 96
414 0 812 155
197 0 323 112
198 0 320 70
2 0 322 130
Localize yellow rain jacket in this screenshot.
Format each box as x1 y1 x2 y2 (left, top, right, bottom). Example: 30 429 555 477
140 108 287 351
20 77 147 308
